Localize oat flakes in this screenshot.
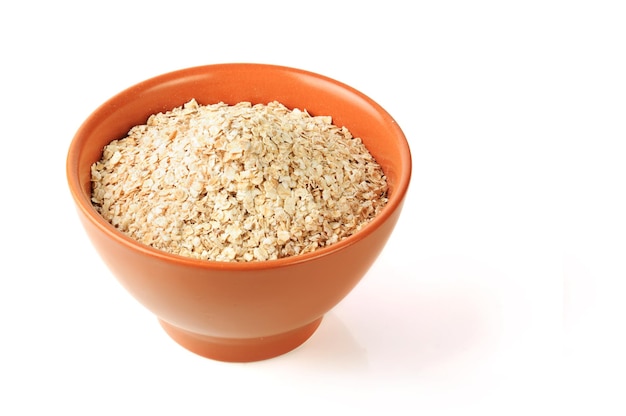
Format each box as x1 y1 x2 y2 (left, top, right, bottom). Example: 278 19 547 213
91 99 388 262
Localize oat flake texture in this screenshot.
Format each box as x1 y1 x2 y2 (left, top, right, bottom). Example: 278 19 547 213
91 100 388 262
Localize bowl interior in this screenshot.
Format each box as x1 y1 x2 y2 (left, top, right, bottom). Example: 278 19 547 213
68 63 411 259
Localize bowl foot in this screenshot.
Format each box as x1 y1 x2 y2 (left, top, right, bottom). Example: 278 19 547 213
158 317 323 362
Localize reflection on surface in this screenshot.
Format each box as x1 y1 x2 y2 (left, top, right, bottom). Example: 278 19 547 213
338 255 502 380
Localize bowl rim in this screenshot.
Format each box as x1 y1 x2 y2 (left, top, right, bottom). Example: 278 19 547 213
66 62 412 270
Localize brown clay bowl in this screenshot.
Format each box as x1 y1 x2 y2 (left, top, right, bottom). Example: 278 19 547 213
66 63 412 362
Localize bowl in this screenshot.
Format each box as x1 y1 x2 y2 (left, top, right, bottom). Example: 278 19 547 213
66 63 412 362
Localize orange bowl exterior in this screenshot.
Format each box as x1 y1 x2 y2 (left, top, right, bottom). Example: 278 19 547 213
66 64 411 362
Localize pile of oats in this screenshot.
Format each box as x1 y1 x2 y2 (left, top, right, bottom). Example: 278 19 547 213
91 99 388 262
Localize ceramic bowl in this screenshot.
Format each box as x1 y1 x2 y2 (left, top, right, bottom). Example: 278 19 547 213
66 63 411 362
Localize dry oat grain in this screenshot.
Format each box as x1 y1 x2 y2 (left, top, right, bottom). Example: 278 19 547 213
91 99 388 262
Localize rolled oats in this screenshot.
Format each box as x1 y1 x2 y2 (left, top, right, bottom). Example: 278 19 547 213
91 99 388 262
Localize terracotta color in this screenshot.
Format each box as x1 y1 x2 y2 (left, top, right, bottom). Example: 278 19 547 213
66 63 412 362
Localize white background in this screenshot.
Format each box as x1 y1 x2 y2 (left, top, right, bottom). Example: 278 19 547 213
1 1 625 414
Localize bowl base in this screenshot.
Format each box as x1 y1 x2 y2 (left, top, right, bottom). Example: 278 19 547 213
158 317 323 362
